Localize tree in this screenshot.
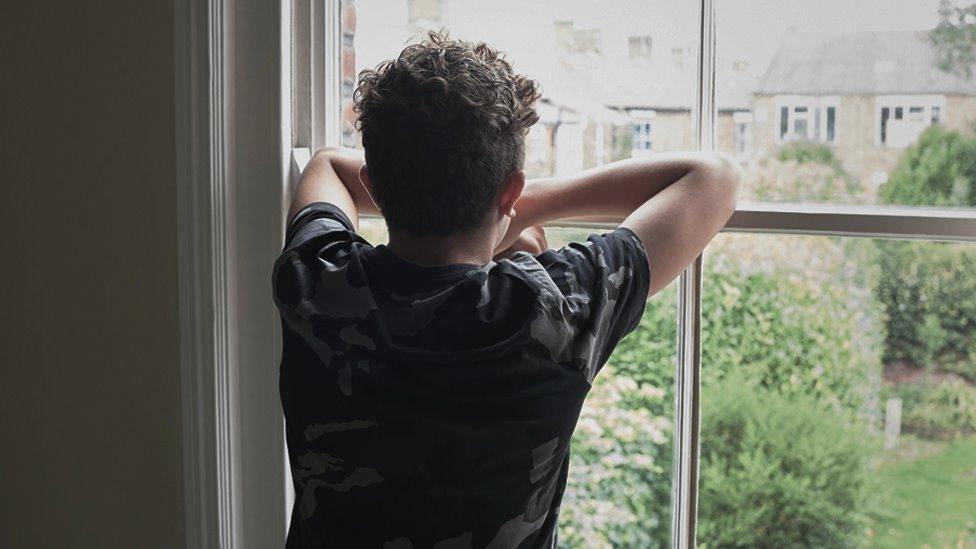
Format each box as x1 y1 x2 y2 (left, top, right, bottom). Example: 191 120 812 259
877 125 976 381
930 0 976 79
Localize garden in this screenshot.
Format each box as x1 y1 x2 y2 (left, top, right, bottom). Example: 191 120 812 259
559 128 976 548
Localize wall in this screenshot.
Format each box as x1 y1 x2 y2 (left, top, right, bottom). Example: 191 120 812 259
752 93 976 195
0 2 185 548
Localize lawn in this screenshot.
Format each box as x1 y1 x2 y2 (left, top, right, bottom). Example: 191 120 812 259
866 437 976 548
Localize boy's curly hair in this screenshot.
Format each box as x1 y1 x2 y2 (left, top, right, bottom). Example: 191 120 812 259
354 31 541 236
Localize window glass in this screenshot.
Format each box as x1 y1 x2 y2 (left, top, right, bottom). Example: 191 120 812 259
343 0 698 178
716 0 976 208
699 233 976 547
344 2 697 543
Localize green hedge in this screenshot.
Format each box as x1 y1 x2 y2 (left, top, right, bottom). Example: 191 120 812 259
698 375 874 548
878 125 976 380
877 241 976 380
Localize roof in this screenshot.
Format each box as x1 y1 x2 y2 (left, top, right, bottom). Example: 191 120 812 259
757 30 976 96
549 50 756 112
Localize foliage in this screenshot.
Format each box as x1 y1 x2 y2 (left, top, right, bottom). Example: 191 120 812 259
743 153 864 204
876 241 976 379
562 232 885 547
778 140 844 172
562 369 673 548
697 375 875 549
929 0 976 80
883 377 976 439
877 126 976 379
703 235 884 421
879 125 976 207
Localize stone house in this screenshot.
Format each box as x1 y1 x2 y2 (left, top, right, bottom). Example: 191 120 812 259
751 30 976 187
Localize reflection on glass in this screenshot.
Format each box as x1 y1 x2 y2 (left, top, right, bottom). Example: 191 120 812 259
716 0 976 209
700 233 976 548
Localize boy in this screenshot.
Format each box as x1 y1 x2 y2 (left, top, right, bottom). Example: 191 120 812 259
273 31 740 549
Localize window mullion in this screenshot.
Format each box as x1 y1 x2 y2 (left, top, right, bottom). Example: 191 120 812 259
671 0 714 548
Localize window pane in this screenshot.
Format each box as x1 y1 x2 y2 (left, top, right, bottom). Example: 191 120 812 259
343 2 698 543
826 106 836 142
716 0 976 209
343 0 698 173
699 233 976 547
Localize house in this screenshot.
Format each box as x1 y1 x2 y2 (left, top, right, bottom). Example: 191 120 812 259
343 0 753 180
751 30 976 185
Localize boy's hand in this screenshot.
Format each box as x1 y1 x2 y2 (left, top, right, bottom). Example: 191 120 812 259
492 225 548 260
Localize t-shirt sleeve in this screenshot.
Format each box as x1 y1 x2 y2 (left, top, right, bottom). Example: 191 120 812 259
536 226 651 383
283 201 358 252
272 202 367 317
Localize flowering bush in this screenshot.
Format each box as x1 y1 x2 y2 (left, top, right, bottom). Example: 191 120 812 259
562 369 673 548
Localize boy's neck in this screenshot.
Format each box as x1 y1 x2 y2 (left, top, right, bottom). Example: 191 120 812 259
386 226 496 267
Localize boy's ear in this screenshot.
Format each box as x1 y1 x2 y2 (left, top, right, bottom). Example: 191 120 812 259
497 170 526 218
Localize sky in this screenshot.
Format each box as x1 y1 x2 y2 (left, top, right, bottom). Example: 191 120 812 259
355 0 947 73
352 0 952 109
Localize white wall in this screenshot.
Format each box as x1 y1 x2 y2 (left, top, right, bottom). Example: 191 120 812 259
0 2 185 547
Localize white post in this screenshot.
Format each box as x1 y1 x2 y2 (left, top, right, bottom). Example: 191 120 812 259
884 398 902 450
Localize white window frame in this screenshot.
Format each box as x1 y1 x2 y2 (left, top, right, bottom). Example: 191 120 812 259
875 94 947 147
630 109 657 154
732 111 753 160
176 1 976 549
774 95 840 146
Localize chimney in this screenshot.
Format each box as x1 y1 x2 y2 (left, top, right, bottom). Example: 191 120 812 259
628 35 653 61
408 0 443 25
554 21 574 53
671 47 687 68
553 21 603 55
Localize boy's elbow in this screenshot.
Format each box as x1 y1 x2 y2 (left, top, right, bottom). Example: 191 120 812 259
698 152 742 215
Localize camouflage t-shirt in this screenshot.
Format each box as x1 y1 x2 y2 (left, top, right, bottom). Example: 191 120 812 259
273 202 650 549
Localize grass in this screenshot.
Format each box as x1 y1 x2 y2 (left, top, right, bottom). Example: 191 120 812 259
865 436 976 548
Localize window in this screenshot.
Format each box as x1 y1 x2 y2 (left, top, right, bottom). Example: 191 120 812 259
774 96 838 145
631 111 655 154
733 112 753 160
628 35 653 61
877 95 947 148
290 1 976 548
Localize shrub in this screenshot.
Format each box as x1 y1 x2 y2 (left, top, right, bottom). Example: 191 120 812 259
879 125 976 207
560 233 885 547
563 368 673 548
743 156 864 204
778 140 842 170
697 375 875 548
883 377 976 439
877 241 976 380
877 125 976 379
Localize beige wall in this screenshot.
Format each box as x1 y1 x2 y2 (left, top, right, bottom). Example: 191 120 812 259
0 3 184 548
651 111 695 152
752 93 976 195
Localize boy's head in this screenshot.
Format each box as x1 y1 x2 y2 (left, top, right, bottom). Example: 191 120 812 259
354 31 540 238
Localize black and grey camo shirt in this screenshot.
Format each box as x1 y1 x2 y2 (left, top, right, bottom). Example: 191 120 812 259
272 202 650 548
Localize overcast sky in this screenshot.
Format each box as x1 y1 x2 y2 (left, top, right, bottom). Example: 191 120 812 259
354 0 953 108
357 0 947 70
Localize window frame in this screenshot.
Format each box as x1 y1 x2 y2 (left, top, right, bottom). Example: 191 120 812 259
629 109 657 153
280 2 976 549
875 94 947 147
774 95 840 146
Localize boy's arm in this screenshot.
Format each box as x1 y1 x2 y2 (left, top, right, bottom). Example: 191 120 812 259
511 152 742 296
287 147 381 230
